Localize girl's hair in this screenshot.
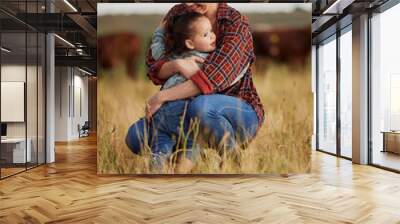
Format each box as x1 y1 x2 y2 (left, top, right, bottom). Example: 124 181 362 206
165 11 205 56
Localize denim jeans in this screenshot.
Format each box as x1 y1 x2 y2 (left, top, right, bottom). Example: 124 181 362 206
186 94 259 151
125 99 192 168
125 94 259 166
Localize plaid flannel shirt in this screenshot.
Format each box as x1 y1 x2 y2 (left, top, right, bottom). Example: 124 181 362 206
145 3 265 126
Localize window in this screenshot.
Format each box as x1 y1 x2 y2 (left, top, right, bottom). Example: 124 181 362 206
317 35 337 154
371 3 400 171
339 27 352 158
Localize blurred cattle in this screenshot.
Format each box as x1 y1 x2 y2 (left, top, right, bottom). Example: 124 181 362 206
252 26 311 68
98 33 141 78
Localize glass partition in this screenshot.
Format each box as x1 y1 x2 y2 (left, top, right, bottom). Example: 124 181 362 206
1 30 28 177
317 35 337 154
0 1 46 179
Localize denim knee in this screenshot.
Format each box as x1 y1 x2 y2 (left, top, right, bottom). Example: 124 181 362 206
125 118 147 155
188 96 229 147
187 95 215 121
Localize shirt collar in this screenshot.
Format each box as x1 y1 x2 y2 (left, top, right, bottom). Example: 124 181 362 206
217 3 231 21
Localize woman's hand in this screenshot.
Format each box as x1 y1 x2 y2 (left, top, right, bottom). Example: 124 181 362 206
145 92 165 120
175 56 204 79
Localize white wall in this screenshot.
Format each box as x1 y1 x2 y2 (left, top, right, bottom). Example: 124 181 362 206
72 73 89 138
1 66 26 129
1 65 38 138
1 65 26 81
55 67 69 141
1 65 26 142
55 67 89 141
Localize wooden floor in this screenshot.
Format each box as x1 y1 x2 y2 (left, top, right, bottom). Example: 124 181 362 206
1 135 400 223
1 167 26 178
372 150 400 171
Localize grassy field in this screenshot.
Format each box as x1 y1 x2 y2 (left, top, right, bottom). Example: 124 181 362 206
97 59 312 174
97 12 310 36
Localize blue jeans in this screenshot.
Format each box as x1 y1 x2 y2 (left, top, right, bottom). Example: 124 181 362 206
125 94 259 164
125 100 193 167
186 94 259 151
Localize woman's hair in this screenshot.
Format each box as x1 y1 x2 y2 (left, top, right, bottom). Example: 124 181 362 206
165 11 205 56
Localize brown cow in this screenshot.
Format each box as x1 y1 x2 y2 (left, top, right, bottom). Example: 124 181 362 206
252 26 311 68
98 33 141 78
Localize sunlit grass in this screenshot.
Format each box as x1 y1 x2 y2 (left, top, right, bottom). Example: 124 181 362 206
97 60 312 174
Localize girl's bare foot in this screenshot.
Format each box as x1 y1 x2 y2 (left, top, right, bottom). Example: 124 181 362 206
175 156 194 174
163 161 175 174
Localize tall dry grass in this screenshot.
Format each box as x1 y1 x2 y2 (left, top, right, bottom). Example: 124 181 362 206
97 61 312 174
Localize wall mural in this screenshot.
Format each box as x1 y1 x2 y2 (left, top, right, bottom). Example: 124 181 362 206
97 3 312 174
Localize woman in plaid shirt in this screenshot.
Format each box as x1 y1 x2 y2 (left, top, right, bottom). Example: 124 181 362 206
126 3 265 173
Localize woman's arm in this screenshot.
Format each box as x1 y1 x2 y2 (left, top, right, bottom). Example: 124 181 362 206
159 79 200 101
158 56 205 80
146 80 200 119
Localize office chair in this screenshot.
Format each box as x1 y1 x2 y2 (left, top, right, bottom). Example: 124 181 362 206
79 121 90 138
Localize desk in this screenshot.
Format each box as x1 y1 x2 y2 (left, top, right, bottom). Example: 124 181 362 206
382 131 400 154
1 138 31 163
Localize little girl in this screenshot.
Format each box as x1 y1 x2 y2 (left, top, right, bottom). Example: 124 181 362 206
144 12 217 170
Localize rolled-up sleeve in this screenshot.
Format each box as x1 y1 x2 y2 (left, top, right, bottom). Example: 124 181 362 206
145 52 168 85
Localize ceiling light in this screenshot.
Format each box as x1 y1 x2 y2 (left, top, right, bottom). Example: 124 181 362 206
63 0 78 12
323 0 354 15
78 67 93 76
1 47 11 53
54 34 75 48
